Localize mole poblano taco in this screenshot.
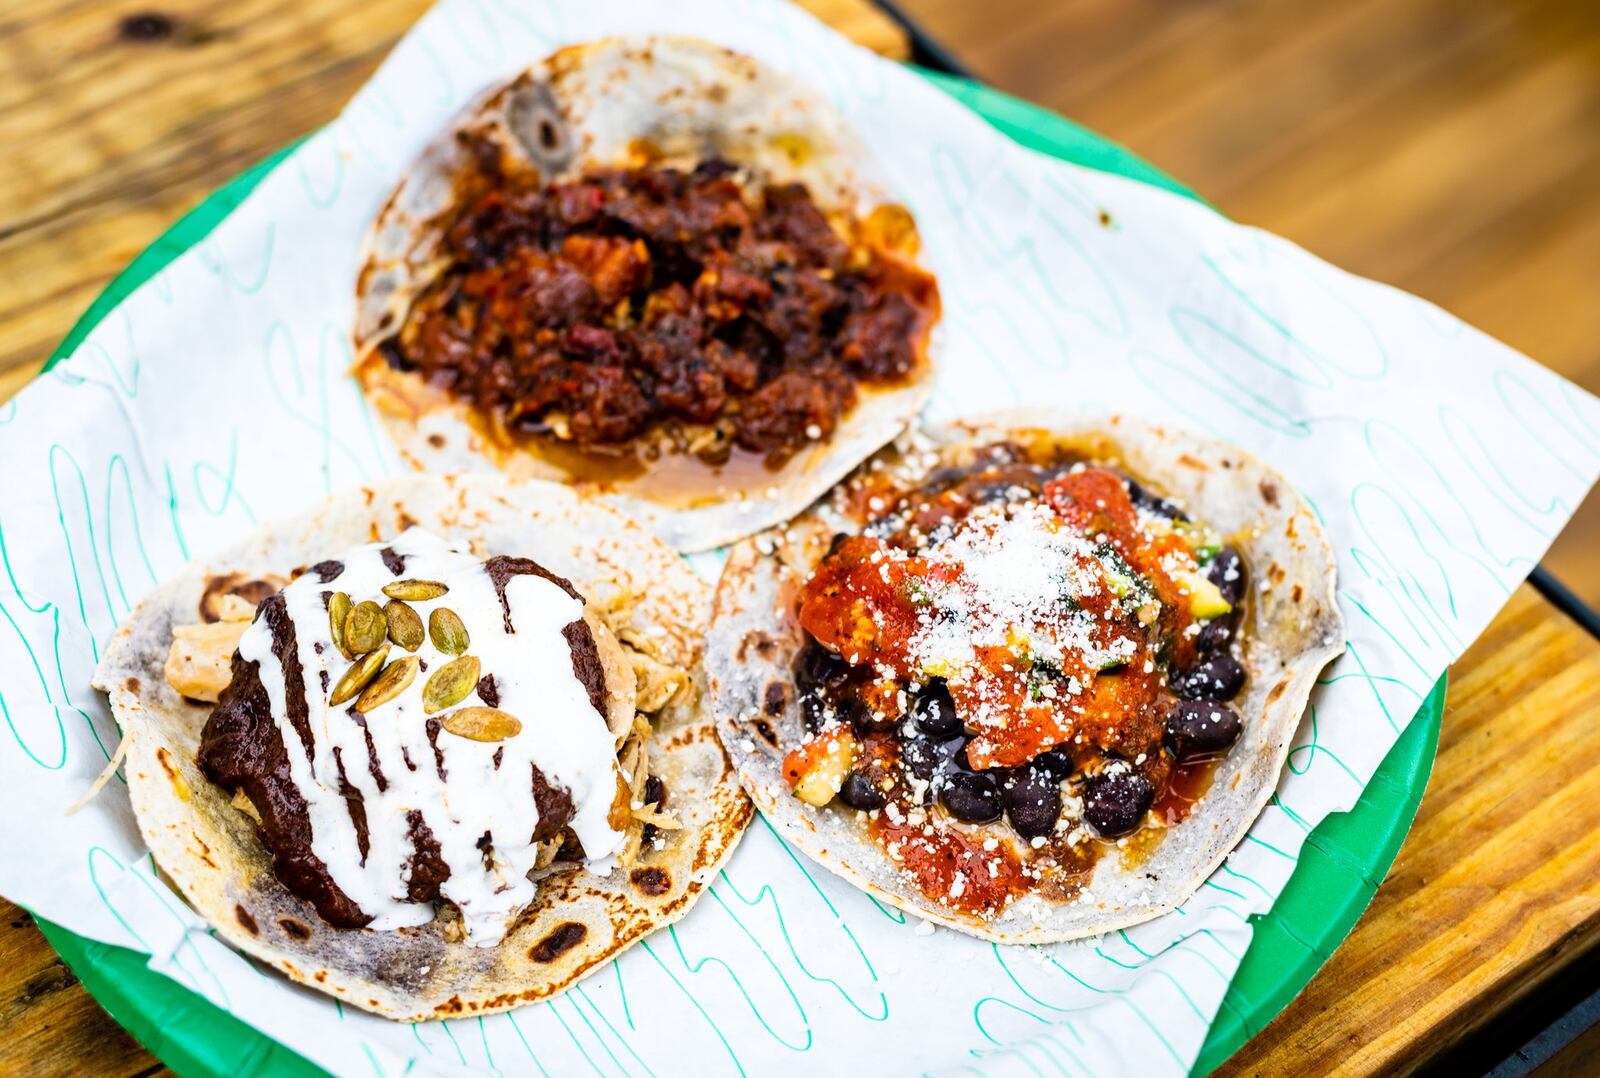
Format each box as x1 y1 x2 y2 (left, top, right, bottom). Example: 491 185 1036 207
707 412 1343 942
355 35 941 553
92 475 749 1019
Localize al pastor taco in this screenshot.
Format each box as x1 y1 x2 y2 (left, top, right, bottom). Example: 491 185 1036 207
355 36 940 552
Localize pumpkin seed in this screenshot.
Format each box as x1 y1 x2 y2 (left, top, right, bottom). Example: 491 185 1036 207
422 655 481 714
344 600 387 655
355 654 419 713
383 579 449 601
329 645 390 706
441 706 522 742
385 599 425 652
328 592 353 658
429 607 470 655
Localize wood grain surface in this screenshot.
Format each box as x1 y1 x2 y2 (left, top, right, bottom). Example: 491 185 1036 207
1 0 1597 1075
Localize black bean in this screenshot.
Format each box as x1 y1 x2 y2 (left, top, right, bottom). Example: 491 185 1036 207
1082 768 1155 838
1171 653 1245 702
952 739 979 772
1195 616 1233 655
1002 766 1062 838
1165 701 1244 760
1207 547 1246 607
1032 748 1074 780
838 771 888 811
801 692 829 734
911 678 962 739
940 771 1002 823
900 731 941 783
793 640 851 692
1125 477 1189 522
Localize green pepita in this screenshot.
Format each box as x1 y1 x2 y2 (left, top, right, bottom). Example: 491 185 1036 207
329 644 389 706
422 655 481 714
383 579 449 602
429 607 470 655
385 599 425 652
441 706 522 742
355 655 419 713
328 592 352 658
343 600 387 655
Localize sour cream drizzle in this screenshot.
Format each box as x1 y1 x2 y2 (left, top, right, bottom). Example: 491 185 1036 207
236 527 622 944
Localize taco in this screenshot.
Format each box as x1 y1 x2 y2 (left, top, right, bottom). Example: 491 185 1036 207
92 474 749 1019
706 412 1343 942
354 35 940 553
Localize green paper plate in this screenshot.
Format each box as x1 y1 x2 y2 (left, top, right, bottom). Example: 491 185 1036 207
32 71 1444 1077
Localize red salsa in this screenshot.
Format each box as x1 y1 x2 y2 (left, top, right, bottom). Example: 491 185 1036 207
781 440 1250 919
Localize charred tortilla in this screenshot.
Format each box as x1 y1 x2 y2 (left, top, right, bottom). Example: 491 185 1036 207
355 36 940 553
706 412 1343 942
92 474 750 1019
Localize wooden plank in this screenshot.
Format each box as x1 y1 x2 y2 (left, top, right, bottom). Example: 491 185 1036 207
1218 584 1600 1074
0 903 157 1077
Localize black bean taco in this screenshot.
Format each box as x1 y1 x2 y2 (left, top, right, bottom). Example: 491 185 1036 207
354 35 941 553
91 474 749 1019
706 412 1343 941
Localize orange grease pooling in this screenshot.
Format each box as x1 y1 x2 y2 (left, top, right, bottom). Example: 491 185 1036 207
1151 756 1219 825
866 814 1026 918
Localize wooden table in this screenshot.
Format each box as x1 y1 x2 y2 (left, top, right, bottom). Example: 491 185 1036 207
2 1 1597 1074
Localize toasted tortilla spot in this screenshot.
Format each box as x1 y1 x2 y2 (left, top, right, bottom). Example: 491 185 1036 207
1259 479 1280 506
763 681 789 717
528 921 588 962
278 918 311 941
630 866 671 896
235 905 259 934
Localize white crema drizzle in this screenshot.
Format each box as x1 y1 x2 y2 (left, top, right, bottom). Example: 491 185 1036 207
236 527 622 945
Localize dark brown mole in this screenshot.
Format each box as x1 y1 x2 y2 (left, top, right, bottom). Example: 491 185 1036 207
561 621 609 717
530 764 575 843
309 560 344 583
476 673 499 708
379 547 407 575
528 921 588 962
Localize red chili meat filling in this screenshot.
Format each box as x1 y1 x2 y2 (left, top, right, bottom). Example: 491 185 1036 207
386 144 938 467
781 444 1251 917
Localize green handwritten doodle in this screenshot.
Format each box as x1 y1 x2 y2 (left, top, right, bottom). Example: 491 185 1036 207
194 223 276 295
